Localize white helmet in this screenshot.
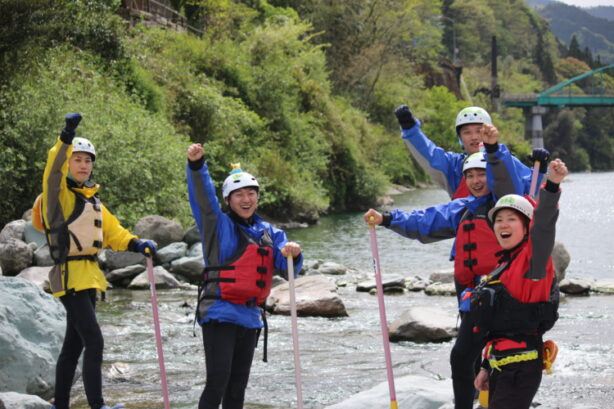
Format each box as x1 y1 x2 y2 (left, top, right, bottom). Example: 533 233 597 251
72 137 96 161
222 163 259 199
455 107 492 135
488 194 534 222
462 152 487 173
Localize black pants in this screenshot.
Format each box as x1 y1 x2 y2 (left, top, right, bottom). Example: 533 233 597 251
199 321 259 409
55 289 105 409
489 357 543 409
450 312 486 409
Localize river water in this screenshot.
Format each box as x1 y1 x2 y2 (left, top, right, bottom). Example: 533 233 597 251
70 172 614 409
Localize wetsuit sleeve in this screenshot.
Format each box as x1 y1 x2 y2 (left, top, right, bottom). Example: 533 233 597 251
484 143 524 199
386 199 467 243
525 185 560 280
271 225 303 279
42 137 74 229
101 204 137 251
401 120 464 198
186 161 237 265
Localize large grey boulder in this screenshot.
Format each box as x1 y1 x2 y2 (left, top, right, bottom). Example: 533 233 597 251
428 269 454 284
187 242 203 258
389 306 457 343
424 282 456 296
356 274 406 292
133 215 184 249
324 375 453 409
33 246 54 267
16 266 52 292
156 242 187 265
317 261 348 275
559 278 592 295
128 266 182 289
183 225 201 246
170 256 205 283
23 222 47 249
0 239 34 276
0 391 51 409
105 264 146 285
99 249 145 271
592 279 614 294
0 220 26 243
0 277 65 399
552 242 570 281
266 275 348 317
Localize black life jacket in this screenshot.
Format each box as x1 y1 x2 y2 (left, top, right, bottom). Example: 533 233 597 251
470 255 559 337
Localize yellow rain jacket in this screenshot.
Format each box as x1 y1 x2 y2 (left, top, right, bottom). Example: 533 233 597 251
42 137 137 297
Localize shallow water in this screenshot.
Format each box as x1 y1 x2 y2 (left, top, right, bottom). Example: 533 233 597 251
69 172 614 408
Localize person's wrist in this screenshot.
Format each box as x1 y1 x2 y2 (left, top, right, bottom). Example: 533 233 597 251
188 157 205 170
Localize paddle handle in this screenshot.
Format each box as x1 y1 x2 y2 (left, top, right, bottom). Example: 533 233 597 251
368 220 397 406
146 256 171 409
529 161 540 198
286 254 304 409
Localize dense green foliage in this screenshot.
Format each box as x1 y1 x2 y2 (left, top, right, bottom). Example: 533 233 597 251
1 0 613 229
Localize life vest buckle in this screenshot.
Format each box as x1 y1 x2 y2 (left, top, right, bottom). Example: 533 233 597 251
257 266 267 274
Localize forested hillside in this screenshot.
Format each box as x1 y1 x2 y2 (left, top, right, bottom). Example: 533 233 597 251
1 0 613 229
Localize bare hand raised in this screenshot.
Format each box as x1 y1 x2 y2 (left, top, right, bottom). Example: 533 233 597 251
547 158 568 184
480 124 499 145
363 208 383 226
187 144 204 162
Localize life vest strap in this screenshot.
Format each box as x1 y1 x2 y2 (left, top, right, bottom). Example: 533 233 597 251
204 277 236 284
204 266 235 272
65 254 98 262
257 247 270 256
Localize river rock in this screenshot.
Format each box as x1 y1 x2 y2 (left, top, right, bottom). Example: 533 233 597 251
324 374 452 409
23 221 47 249
424 282 456 296
559 278 592 295
133 215 184 249
105 264 146 284
405 275 430 291
34 245 54 267
266 275 348 317
428 269 454 283
0 219 26 243
389 306 457 343
317 261 348 275
170 256 205 283
552 242 570 281
0 391 51 409
128 266 182 289
591 279 614 294
0 277 65 399
271 275 287 288
183 225 201 246
188 242 203 258
100 249 145 271
156 242 187 264
0 238 34 276
16 266 52 292
302 259 322 273
356 274 406 292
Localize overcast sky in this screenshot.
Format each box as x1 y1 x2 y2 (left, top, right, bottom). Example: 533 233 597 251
556 0 614 7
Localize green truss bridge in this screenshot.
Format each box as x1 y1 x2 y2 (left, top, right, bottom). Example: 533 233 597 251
500 64 614 148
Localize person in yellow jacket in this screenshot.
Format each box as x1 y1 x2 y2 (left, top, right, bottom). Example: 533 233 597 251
41 113 156 409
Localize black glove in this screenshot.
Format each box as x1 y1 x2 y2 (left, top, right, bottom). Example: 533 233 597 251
129 239 157 256
394 105 417 130
60 113 82 143
528 148 550 174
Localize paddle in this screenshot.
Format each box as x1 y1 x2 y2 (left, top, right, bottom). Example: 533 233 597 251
145 250 171 409
284 250 304 409
368 217 398 409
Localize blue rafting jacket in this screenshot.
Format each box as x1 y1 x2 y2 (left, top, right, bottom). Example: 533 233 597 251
187 161 303 329
401 120 540 198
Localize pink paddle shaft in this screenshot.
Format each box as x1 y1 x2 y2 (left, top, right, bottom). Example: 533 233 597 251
529 161 540 198
368 225 398 405
286 255 304 409
146 256 171 409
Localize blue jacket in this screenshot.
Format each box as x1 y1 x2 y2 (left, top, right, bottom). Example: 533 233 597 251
401 120 539 198
187 161 303 328
385 145 523 257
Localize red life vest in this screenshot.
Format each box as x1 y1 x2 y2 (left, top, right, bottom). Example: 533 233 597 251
203 229 275 306
452 176 471 199
454 205 502 288
499 243 556 303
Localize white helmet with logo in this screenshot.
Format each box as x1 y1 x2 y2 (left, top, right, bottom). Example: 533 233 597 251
455 107 492 135
462 152 487 173
488 194 534 222
222 163 259 199
72 137 96 161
